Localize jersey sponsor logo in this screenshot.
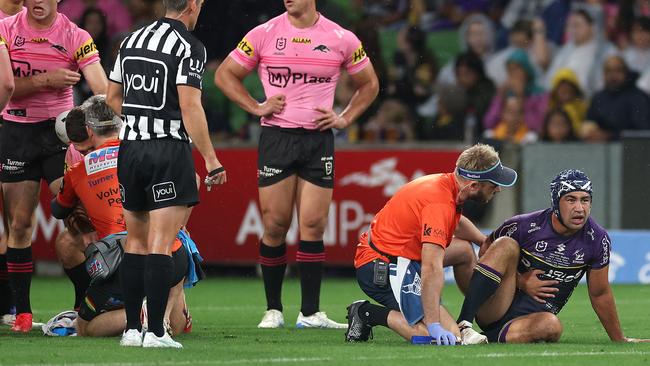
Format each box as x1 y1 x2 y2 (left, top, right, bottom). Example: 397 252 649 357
601 236 610 265
587 228 595 241
291 37 311 44
498 222 517 238
74 39 98 61
313 44 330 53
528 222 541 233
266 66 332 88
258 165 283 178
237 37 254 57
85 146 119 174
87 258 103 278
122 56 168 111
14 36 25 47
95 186 123 207
423 224 432 237
276 37 286 50
0 35 6 46
351 44 367 65
31 37 48 43
556 244 566 253
12 60 46 77
152 181 176 202
87 174 115 188
188 58 204 80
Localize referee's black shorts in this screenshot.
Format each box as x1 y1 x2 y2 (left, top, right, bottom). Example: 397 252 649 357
0 119 66 184
258 126 334 188
117 139 198 212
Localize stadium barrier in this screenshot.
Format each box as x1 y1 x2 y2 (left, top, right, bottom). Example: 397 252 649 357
16 144 650 283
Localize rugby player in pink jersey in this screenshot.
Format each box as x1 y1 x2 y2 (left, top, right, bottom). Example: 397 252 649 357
0 0 22 325
216 0 379 329
0 0 108 332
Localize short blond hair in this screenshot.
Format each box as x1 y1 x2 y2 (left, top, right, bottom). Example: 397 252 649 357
456 143 500 171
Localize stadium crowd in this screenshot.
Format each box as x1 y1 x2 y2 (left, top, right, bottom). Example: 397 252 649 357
55 0 650 144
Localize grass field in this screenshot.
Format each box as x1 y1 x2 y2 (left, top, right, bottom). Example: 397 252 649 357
1 277 649 365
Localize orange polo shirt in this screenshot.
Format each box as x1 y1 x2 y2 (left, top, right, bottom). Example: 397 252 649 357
354 173 461 268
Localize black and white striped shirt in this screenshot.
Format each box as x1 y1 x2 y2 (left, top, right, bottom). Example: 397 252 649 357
109 18 206 142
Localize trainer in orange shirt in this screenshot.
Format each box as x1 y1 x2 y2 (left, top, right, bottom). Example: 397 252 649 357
345 144 517 346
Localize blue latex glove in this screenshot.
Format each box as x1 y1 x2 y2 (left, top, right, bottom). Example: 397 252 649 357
426 322 456 345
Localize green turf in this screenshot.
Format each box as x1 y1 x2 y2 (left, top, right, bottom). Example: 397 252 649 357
1 277 649 365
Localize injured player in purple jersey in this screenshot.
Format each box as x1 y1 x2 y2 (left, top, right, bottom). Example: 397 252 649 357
454 169 650 344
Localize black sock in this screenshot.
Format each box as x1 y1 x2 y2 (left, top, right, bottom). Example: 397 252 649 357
297 240 324 316
259 241 286 312
64 262 91 311
6 247 33 314
358 302 390 327
119 253 146 331
0 254 12 314
457 263 503 324
144 254 173 337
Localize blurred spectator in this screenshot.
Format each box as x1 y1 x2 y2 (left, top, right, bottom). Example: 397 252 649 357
484 49 549 133
78 8 110 71
486 19 554 86
623 17 650 73
484 95 538 144
354 17 389 93
615 0 650 48
540 108 578 142
58 0 132 34
387 26 438 118
418 83 466 141
362 99 414 142
128 0 163 30
437 14 496 85
352 0 410 29
548 68 588 134
454 51 496 139
496 0 572 46
545 8 616 96
582 55 650 141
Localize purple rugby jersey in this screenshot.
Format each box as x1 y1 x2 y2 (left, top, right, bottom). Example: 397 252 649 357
489 208 611 314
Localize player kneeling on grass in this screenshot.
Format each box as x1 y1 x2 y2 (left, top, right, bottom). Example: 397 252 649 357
454 169 649 343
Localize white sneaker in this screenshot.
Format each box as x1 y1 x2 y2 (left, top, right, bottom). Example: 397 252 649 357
142 331 183 348
458 320 488 345
257 309 284 328
120 329 143 347
296 312 347 329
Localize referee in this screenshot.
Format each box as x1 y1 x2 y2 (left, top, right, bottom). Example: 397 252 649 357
106 0 226 348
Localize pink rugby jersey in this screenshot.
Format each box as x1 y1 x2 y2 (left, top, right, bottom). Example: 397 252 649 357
229 12 370 129
0 12 100 123
64 144 83 173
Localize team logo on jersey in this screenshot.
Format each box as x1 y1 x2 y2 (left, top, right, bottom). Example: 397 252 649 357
587 228 595 241
152 181 177 202
52 44 68 54
266 66 332 88
535 241 548 252
351 44 367 65
85 146 119 174
574 249 585 264
313 44 330 53
74 39 98 61
275 37 286 51
291 37 311 44
14 36 25 47
122 57 168 110
237 37 254 57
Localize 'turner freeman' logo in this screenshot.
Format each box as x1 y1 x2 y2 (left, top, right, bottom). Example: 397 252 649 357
122 56 168 110
152 182 176 202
